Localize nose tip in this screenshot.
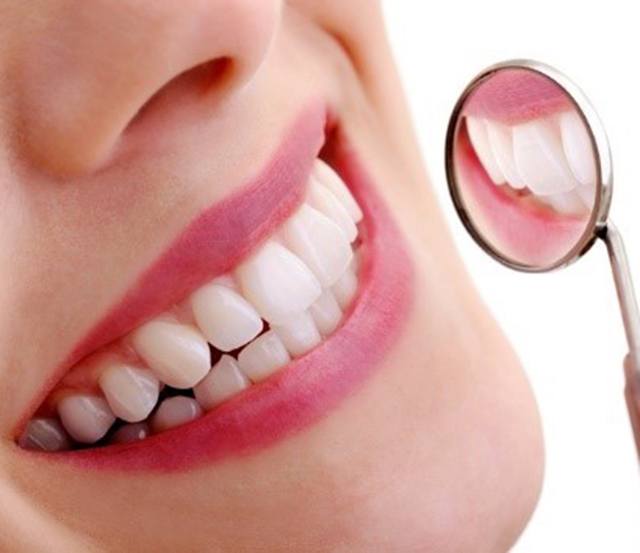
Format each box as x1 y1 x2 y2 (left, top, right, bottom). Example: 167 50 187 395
15 0 281 176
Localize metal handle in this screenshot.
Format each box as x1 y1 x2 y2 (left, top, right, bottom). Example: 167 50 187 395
601 222 640 459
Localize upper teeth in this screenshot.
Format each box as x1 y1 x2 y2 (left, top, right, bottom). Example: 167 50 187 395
466 111 597 215
20 159 363 450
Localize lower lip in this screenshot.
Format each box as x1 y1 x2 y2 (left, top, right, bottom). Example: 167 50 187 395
454 123 588 267
39 132 415 471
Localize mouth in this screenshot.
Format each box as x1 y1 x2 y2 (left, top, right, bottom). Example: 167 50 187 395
15 104 414 471
454 82 597 267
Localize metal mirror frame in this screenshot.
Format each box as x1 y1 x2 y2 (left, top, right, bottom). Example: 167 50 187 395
444 59 613 273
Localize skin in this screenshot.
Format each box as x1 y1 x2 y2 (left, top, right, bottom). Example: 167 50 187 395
0 1 544 551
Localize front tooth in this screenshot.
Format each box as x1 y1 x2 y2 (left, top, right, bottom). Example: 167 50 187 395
236 240 321 325
237 330 291 383
307 178 358 242
542 190 587 215
194 354 250 410
312 159 363 222
512 118 579 196
18 418 71 451
98 364 160 423
281 205 353 288
559 110 597 188
111 422 151 444
331 266 358 309
191 283 263 352
466 117 506 184
485 121 526 189
273 311 322 357
150 397 203 433
309 289 342 336
131 320 210 389
57 394 115 443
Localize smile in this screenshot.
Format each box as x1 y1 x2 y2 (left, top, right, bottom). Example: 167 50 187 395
15 105 414 471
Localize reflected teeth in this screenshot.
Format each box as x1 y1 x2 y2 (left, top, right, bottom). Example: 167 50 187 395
466 113 597 215
27 159 365 451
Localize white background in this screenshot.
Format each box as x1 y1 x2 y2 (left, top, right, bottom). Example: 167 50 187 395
383 2 640 551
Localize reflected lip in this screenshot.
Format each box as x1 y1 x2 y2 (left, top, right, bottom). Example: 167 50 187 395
464 68 572 125
18 105 415 471
455 123 587 266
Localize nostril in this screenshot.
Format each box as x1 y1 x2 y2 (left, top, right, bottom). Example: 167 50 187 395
125 57 234 134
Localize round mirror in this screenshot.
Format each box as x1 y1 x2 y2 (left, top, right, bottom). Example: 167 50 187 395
445 61 612 271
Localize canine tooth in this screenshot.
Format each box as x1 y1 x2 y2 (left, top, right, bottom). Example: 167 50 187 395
307 178 358 242
151 397 203 433
273 311 322 357
312 159 363 222
236 240 321 325
194 355 250 410
111 422 150 444
485 121 526 189
18 418 71 451
542 190 587 215
560 110 597 188
98 364 160 423
331 266 358 309
309 289 342 336
237 330 291 382
191 283 263 352
281 205 353 288
512 118 579 196
131 320 210 389
466 117 505 184
58 394 115 443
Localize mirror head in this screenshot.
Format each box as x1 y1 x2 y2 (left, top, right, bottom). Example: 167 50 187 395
445 60 613 271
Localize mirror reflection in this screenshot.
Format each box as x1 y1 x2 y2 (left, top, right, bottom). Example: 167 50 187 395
451 68 598 268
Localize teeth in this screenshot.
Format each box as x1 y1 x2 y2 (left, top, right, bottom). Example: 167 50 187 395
512 118 579 196
18 418 71 452
236 240 321 325
542 189 587 215
309 289 342 336
485 121 526 189
312 159 363 222
191 282 263 352
151 397 203 433
331 265 358 309
281 204 353 288
57 394 115 443
98 364 160 423
273 311 322 357
559 110 597 188
466 117 506 184
307 178 358 242
194 354 250 410
111 422 151 444
26 158 368 452
131 320 210 389
237 330 291 383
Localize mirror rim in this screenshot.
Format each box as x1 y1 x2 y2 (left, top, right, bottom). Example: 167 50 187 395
445 59 613 273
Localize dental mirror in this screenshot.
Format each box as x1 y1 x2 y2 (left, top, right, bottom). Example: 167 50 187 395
445 60 640 460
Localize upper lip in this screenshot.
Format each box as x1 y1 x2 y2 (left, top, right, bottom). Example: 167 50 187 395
18 102 327 432
465 69 572 125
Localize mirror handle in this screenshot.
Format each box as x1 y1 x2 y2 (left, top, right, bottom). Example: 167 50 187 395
601 222 640 459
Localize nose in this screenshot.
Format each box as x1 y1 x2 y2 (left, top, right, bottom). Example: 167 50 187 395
12 0 281 176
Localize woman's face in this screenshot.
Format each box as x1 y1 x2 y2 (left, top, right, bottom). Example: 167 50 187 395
0 2 544 551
